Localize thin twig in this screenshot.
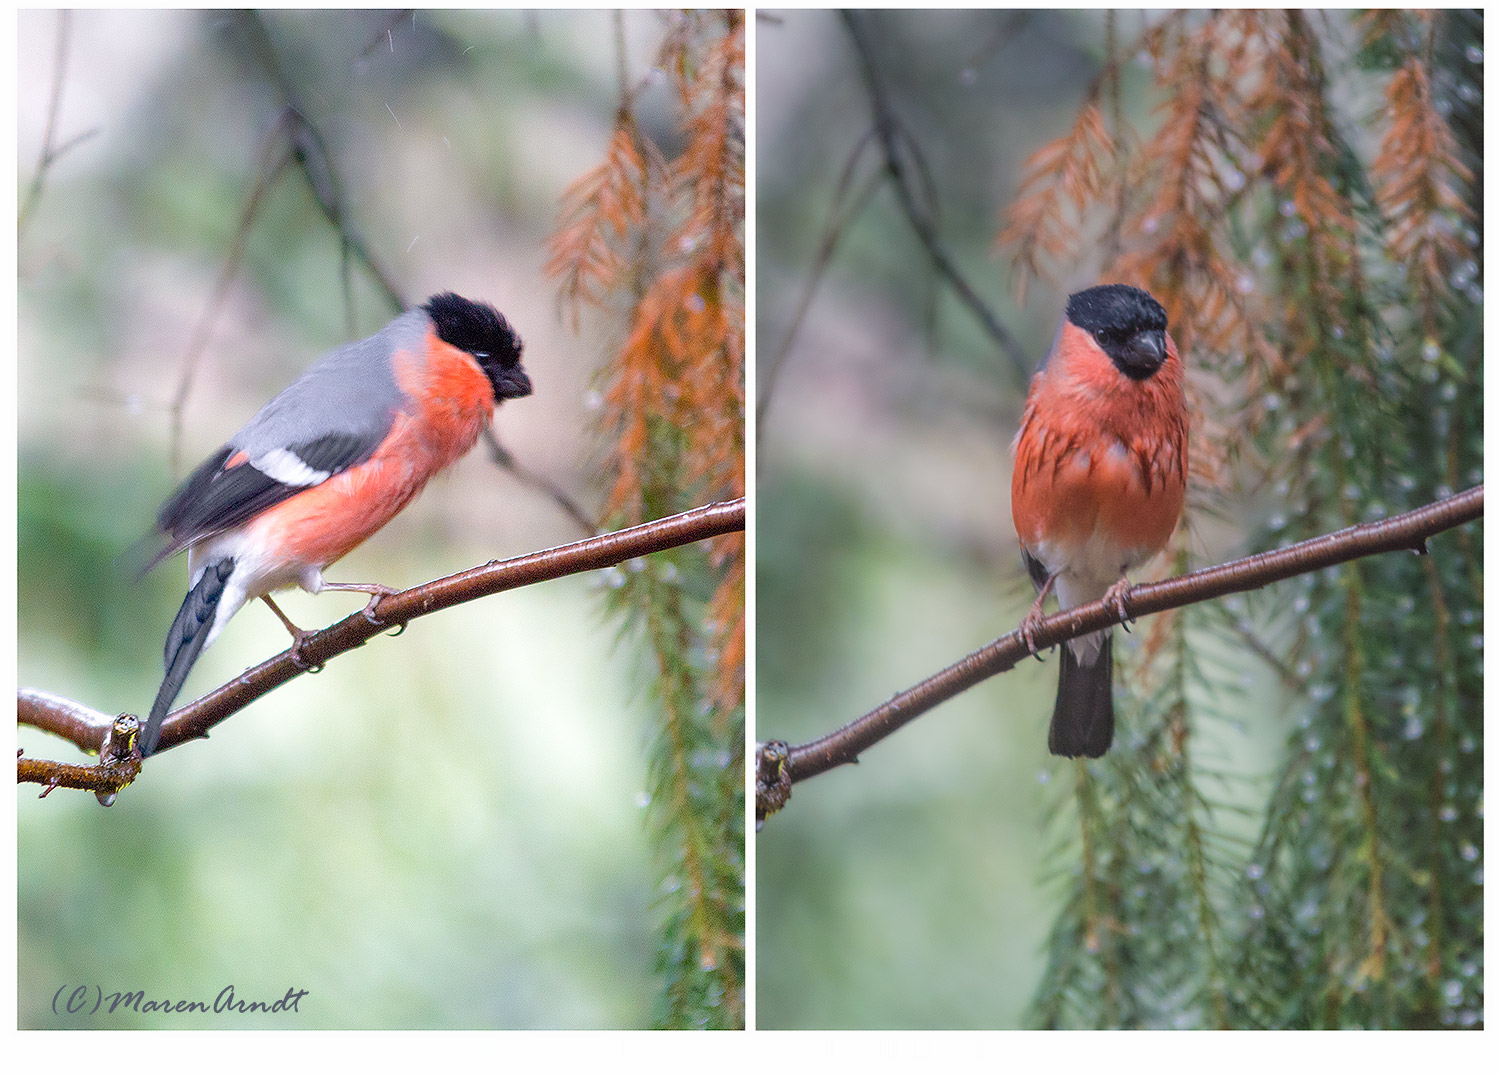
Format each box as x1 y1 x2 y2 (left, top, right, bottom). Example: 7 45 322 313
19 11 99 239
957 10 1033 79
755 128 882 433
756 484 1482 822
19 10 70 234
230 10 407 320
840 10 1032 381
20 498 745 777
480 428 599 538
1212 604 1307 694
168 131 295 473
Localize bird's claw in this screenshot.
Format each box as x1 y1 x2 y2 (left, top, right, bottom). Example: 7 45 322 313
359 585 399 626
1103 576 1134 627
1019 570 1057 660
288 631 324 673
1019 608 1048 660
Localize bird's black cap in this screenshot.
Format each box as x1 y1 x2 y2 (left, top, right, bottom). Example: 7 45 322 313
423 292 531 401
1065 284 1169 380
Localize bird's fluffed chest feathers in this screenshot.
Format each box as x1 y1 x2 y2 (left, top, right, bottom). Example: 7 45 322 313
391 327 497 462
1011 320 1187 583
239 330 495 571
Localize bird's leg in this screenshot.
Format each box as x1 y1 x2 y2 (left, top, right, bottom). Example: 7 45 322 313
320 580 400 625
261 595 320 669
1019 573 1057 657
1102 572 1135 629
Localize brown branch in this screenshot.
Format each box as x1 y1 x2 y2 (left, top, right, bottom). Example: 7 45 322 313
756 484 1482 825
20 498 745 786
18 688 117 753
17 702 142 805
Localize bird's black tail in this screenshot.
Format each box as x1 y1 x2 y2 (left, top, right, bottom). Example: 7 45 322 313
140 558 234 757
1048 631 1113 759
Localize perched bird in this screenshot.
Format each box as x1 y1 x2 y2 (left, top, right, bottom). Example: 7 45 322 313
1010 284 1187 758
139 292 532 757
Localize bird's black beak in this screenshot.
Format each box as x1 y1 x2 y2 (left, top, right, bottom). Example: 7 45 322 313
493 367 533 401
1119 329 1166 378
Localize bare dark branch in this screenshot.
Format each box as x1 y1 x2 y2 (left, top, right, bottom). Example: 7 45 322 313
840 10 1032 380
230 11 407 321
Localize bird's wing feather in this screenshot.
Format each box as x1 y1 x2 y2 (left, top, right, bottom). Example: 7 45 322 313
150 319 419 565
153 427 392 563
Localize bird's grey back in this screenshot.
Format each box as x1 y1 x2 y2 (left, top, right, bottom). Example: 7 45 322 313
230 309 426 456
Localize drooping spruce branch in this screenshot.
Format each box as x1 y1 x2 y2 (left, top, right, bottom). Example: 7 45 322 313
756 485 1481 824
547 10 745 1029
988 9 1481 1030
19 498 744 798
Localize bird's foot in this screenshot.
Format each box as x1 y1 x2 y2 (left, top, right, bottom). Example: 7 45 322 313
321 581 400 625
1019 607 1048 659
360 589 398 626
1019 574 1056 659
287 629 324 672
1102 575 1134 628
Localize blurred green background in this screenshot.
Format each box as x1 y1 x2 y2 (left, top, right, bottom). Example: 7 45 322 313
754 10 1285 1029
17 9 698 1029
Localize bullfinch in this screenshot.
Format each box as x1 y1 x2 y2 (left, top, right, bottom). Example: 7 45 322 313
1010 284 1187 758
139 291 532 758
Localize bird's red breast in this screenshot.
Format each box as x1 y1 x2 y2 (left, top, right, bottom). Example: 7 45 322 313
1011 317 1187 575
251 326 497 568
